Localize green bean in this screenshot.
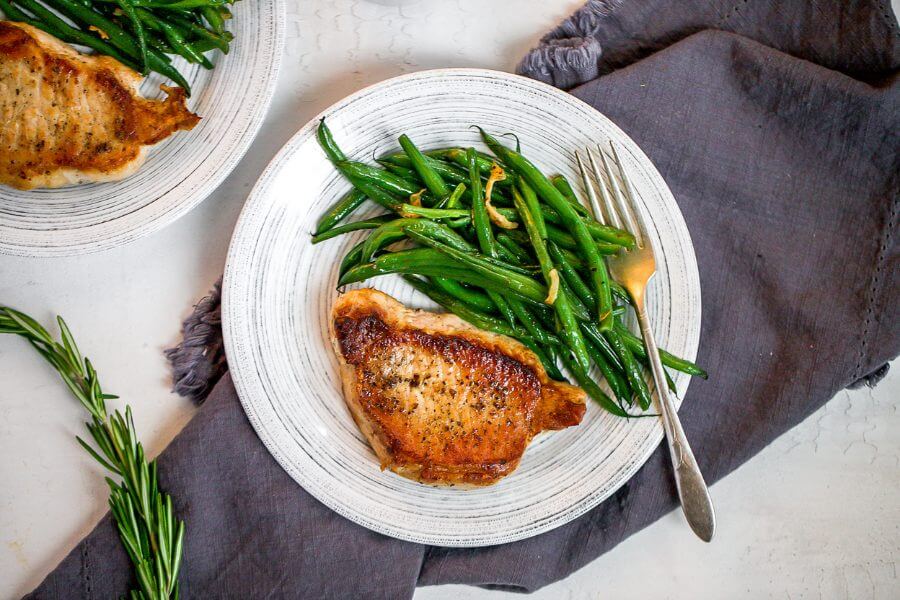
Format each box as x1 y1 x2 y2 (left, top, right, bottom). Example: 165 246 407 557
512 186 591 371
614 324 708 379
540 204 616 247
625 359 678 393
314 126 403 211
519 337 567 382
383 153 468 185
469 148 497 258
335 161 421 197
517 179 546 239
557 246 585 270
503 225 619 255
341 249 531 299
429 278 495 313
378 160 419 183
137 0 224 9
403 277 532 341
167 12 229 53
496 233 532 264
447 216 471 229
429 183 468 210
42 0 133 56
351 181 402 212
408 232 549 299
315 189 367 235
604 328 653 410
495 242 523 265
311 215 394 244
401 232 549 303
557 277 591 322
610 281 631 305
662 368 678 393
506 299 559 346
42 0 191 91
489 289 516 326
540 183 635 247
398 134 450 198
445 182 466 210
496 207 626 248
0 0 38 24
400 205 468 220
402 219 476 252
547 241 597 298
11 0 142 71
546 345 571 380
136 8 211 67
584 340 631 407
547 241 595 307
359 221 407 262
545 225 621 254
316 119 346 162
361 218 471 262
459 249 537 276
341 249 471 285
406 224 533 277
466 147 516 325
117 0 149 73
179 39 221 58
201 4 224 34
558 350 629 417
550 174 591 218
581 322 624 372
436 148 503 176
586 221 635 249
481 128 614 328
547 225 578 250
339 240 366 278
141 28 176 56
366 217 535 279
538 208 635 248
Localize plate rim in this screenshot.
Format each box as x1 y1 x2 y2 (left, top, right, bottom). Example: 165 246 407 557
222 67 701 547
0 0 286 257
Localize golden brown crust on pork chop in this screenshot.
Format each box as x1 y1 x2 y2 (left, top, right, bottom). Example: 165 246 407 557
330 288 586 486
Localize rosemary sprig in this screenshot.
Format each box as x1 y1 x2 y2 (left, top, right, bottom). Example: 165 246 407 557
0 307 184 600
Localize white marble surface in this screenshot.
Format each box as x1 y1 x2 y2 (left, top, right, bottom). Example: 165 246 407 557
1 1 897 598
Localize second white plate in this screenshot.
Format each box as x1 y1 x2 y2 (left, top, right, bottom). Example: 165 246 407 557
223 68 701 547
0 0 284 256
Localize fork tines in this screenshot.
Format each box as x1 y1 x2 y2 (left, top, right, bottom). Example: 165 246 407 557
576 142 646 248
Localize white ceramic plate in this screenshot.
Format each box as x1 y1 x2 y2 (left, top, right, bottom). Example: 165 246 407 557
223 69 701 547
0 0 284 256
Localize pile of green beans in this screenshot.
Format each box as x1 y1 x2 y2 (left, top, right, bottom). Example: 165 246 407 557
0 0 237 94
312 119 708 417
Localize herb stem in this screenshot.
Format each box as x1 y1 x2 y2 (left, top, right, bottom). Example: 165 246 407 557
0 307 184 600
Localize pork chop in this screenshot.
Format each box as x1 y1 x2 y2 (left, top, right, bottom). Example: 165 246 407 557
330 288 586 486
0 21 199 190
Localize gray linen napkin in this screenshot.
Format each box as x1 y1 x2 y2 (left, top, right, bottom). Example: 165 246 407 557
26 0 899 597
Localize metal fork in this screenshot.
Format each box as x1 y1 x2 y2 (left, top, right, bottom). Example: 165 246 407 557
576 143 716 542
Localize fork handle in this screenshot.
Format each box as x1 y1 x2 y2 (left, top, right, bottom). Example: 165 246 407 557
634 300 716 542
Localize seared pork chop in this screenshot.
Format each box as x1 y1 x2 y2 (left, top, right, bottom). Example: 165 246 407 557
0 21 199 190
330 288 586 486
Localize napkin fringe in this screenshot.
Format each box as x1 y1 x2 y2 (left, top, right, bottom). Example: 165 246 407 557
515 0 623 89
165 278 225 403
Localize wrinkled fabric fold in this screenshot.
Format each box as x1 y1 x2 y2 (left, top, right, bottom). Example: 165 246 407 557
26 0 899 597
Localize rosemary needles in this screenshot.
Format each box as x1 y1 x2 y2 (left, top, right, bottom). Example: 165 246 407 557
0 307 184 600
